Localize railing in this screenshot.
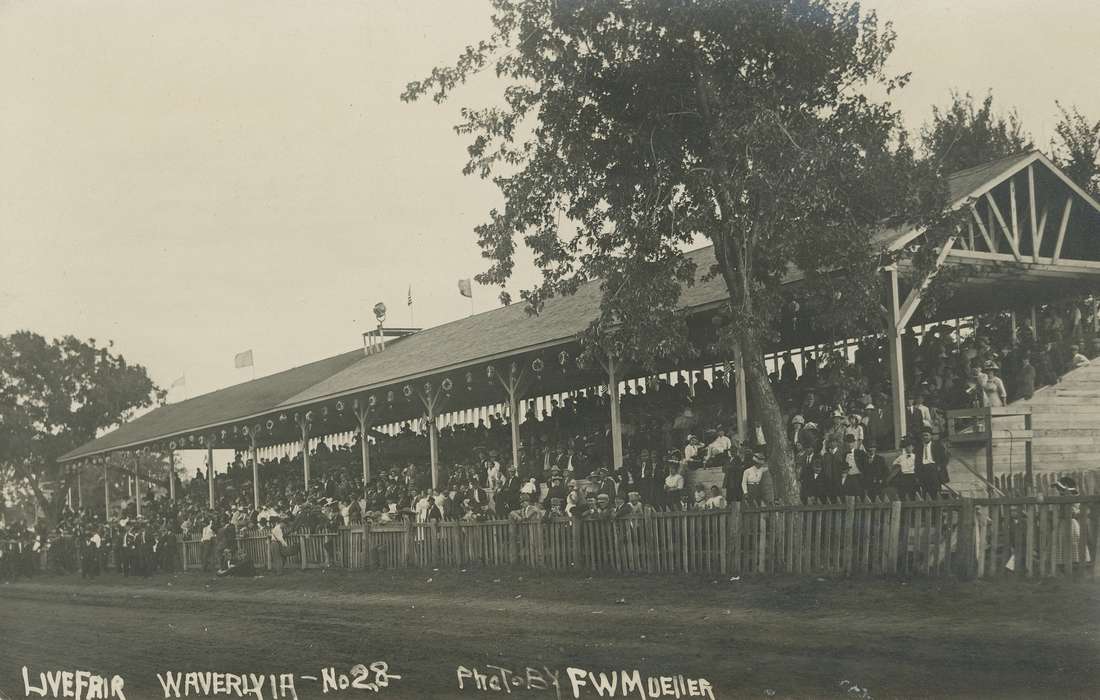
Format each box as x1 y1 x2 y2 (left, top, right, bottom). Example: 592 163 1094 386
8 494 1097 581
946 406 1034 489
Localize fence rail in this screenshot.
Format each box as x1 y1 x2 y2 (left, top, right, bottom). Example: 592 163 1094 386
7 494 1097 581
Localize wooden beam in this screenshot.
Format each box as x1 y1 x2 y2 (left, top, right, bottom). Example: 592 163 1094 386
967 219 975 251
896 235 957 331
1053 197 1074 264
985 192 1022 262
946 248 1100 272
970 205 997 253
1028 165 1038 263
1010 175 1019 247
1035 207 1048 261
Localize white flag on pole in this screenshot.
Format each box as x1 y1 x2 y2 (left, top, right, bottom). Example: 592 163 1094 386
234 350 254 369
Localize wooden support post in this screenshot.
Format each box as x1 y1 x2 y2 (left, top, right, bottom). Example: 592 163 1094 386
356 406 371 491
298 416 311 486
887 500 902 574
843 496 855 576
958 498 976 580
509 520 519 565
571 515 582 569
733 343 749 442
607 355 624 469
168 450 176 502
509 393 522 479
887 269 907 449
134 456 142 518
103 463 110 520
729 501 742 574
250 435 260 508
428 404 439 491
206 445 215 509
76 471 83 509
1010 310 1018 344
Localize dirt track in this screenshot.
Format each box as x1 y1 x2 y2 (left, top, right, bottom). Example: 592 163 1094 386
1 568 1097 699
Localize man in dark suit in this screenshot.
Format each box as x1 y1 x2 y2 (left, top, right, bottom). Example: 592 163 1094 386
858 441 888 499
914 426 949 498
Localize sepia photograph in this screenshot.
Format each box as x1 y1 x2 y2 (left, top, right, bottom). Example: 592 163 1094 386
1 1 1098 698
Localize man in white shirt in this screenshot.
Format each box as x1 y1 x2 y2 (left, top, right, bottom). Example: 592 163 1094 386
705 429 733 463
890 442 917 499
741 452 770 503
663 468 685 510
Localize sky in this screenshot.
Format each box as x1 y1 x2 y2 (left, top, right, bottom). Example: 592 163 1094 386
2 0 1099 409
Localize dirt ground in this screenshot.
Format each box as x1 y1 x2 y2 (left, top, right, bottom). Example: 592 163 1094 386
0 568 1097 700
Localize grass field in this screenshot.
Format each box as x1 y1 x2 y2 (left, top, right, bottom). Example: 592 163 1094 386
1 568 1097 699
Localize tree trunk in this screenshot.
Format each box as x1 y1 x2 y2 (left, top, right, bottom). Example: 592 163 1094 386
737 327 801 505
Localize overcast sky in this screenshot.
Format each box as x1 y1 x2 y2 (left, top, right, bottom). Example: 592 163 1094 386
2 0 1099 405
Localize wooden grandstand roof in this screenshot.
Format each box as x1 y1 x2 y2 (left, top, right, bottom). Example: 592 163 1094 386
60 152 1093 462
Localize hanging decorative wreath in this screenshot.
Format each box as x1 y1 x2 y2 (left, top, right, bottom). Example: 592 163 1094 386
387 390 395 403
305 410 314 422
403 384 413 398
336 400 345 412
169 441 177 450
254 423 262 434
441 377 453 392
242 426 250 436
279 413 287 422
558 350 569 369
266 419 275 431
532 357 544 374
221 429 228 440
465 371 474 390
486 365 495 379
369 394 377 407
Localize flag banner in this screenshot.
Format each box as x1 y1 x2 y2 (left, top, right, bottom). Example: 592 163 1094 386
234 349 254 369
407 285 413 306
458 278 472 298
170 375 186 388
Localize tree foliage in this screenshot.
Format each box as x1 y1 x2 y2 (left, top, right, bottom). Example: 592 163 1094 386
0 331 163 521
404 0 952 503
920 91 1031 172
1051 102 1100 198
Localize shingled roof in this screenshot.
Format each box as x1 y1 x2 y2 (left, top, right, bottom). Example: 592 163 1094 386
60 153 1051 463
59 348 368 460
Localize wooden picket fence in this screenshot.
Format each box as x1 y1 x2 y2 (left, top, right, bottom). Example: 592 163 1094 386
167 494 1099 580
991 470 1099 497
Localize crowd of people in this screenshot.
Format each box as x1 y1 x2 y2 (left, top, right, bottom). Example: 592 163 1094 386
3 299 1096 581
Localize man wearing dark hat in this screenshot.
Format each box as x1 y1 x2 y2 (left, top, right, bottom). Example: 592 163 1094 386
859 441 888 499
840 434 865 497
914 426 949 498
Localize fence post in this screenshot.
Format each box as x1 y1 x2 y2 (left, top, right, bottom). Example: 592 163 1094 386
363 521 372 570
300 534 307 570
509 519 519 566
843 497 856 576
957 498 976 580
644 509 656 574
571 515 582 569
887 500 902 574
729 501 742 574
404 522 415 568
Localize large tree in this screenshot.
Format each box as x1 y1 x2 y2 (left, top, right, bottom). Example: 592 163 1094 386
404 0 950 503
0 331 163 522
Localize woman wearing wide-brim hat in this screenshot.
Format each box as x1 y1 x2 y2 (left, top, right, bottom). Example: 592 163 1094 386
982 361 1007 407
